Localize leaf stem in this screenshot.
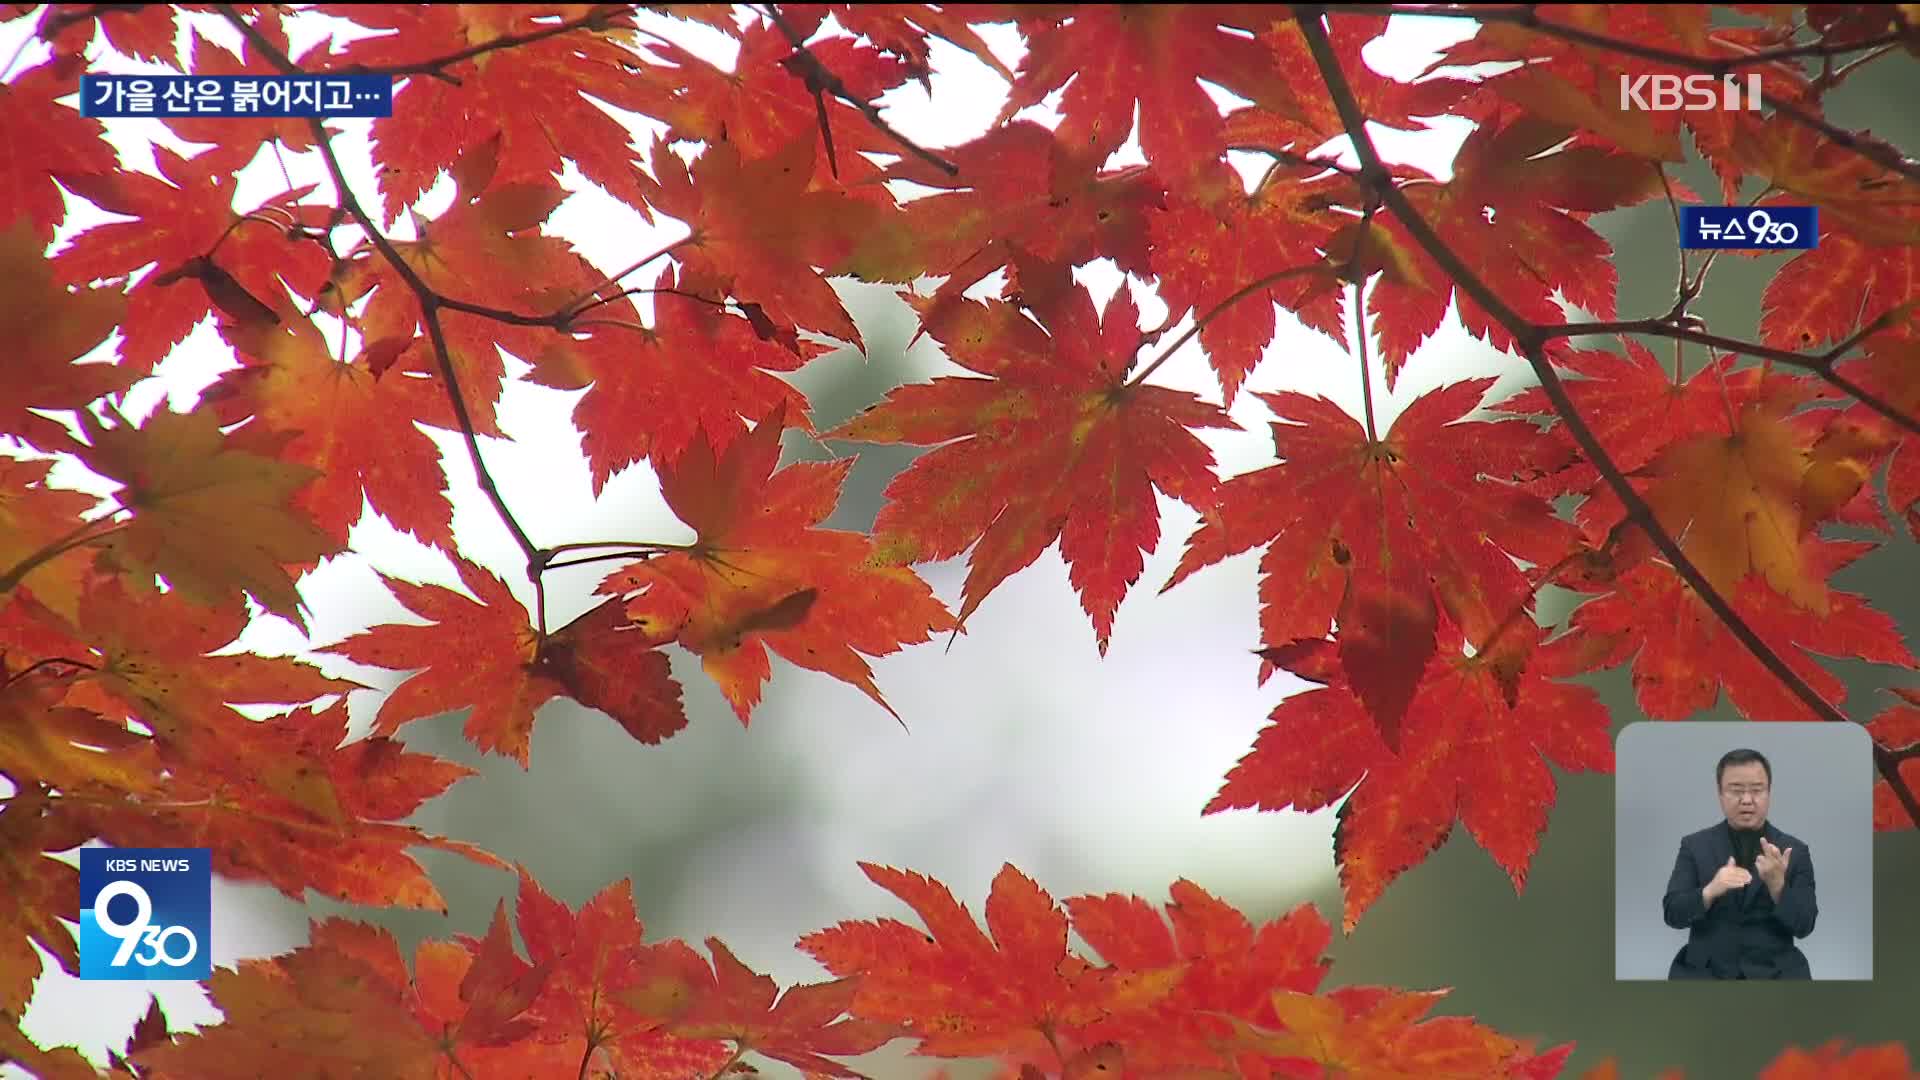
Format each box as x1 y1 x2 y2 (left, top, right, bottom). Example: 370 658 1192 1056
1 656 99 688
1126 265 1328 388
1352 279 1378 444
556 237 692 317
0 519 126 596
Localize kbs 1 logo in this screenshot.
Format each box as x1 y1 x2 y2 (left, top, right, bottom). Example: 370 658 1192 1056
1619 72 1763 112
79 848 211 980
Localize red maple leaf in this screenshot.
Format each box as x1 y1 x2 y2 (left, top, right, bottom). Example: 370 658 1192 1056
871 120 1167 314
797 863 1183 1059
1207 625 1613 930
1063 882 1330 1073
1761 204 1920 350
318 3 660 222
0 55 116 244
1868 689 1920 831
635 135 881 346
1563 540 1914 722
326 556 687 766
1146 159 1349 403
55 147 330 371
599 405 955 721
1166 379 1576 740
999 6 1310 182
831 281 1235 653
1359 105 1667 378
39 2 183 67
207 306 458 552
530 265 824 495
513 870 732 1076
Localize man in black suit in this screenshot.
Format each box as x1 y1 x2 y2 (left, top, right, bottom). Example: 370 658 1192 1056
1662 748 1817 979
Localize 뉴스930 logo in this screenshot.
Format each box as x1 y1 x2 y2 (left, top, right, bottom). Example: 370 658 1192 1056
1619 72 1763 111
79 847 212 980
1680 206 1819 251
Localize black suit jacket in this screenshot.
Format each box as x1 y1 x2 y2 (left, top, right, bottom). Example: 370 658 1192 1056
1662 820 1816 979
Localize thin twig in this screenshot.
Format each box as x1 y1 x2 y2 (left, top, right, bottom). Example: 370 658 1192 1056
1126 265 1329 388
1293 5 1920 829
213 5 542 580
1 656 99 687
332 4 634 79
756 3 959 176
0 520 126 596
554 237 692 316
1543 319 1920 438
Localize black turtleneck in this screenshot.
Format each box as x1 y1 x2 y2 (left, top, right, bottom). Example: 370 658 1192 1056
1728 821 1766 870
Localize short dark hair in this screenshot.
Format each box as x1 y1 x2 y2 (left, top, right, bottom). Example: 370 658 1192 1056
1716 748 1772 787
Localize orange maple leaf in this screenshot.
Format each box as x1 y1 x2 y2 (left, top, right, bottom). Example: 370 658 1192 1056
600 405 956 722
328 556 687 766
621 938 898 1077
64 402 342 632
1224 985 1574 1079
1209 626 1613 930
54 146 329 371
798 863 1183 1059
0 216 131 453
1640 398 1829 613
1166 380 1576 741
831 281 1235 653
513 870 733 1076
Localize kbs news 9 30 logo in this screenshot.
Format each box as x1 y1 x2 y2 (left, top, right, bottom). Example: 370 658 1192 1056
79 848 211 981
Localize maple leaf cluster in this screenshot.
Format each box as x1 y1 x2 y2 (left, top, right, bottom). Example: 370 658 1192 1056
3 1 1920 1076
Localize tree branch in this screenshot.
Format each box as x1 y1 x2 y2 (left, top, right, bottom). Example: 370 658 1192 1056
1293 5 1920 829
756 3 959 177
213 5 542 579
1545 319 1920 439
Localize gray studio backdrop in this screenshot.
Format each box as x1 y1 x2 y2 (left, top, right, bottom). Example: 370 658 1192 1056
1615 722 1873 980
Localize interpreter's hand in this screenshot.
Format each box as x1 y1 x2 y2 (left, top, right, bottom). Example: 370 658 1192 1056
1756 838 1793 894
1707 856 1752 901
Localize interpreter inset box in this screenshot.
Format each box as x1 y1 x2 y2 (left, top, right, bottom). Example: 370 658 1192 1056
1614 722 1870 981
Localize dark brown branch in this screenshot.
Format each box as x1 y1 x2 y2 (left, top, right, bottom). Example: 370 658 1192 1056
1292 6 1920 829
1324 5 1904 70
213 5 542 579
1546 319 1920 439
757 3 960 177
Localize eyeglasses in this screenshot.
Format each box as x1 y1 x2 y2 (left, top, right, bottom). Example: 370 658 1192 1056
1722 785 1768 798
